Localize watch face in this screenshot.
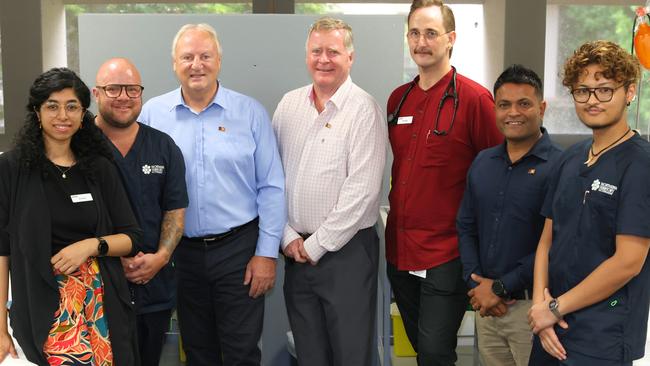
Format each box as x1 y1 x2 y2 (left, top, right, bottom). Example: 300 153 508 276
98 238 108 256
492 280 505 297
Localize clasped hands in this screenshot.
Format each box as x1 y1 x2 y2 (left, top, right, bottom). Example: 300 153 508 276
468 273 514 317
283 238 316 265
527 288 569 361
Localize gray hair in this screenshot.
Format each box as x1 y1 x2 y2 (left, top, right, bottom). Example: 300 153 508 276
171 23 222 59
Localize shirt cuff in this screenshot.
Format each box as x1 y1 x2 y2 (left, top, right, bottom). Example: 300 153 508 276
303 235 328 263
500 271 522 295
254 231 280 258
282 225 301 250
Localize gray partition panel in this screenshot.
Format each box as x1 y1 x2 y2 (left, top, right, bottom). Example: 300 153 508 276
79 14 403 117
80 13 403 366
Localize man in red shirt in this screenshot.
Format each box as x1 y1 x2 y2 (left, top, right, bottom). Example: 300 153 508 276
385 0 502 364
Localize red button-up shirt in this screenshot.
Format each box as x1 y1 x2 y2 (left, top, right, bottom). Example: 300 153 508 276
386 70 502 270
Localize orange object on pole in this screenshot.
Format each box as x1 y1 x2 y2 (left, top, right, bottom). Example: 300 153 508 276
634 5 650 69
635 11 650 69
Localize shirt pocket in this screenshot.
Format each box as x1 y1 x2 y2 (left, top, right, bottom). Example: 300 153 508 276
307 136 347 179
419 137 451 167
588 191 618 243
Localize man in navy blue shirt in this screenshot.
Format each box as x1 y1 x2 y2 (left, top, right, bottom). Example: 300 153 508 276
93 58 188 366
457 64 562 366
528 40 650 365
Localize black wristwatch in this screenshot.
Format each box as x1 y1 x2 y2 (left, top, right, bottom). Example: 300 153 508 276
491 279 509 299
97 237 109 257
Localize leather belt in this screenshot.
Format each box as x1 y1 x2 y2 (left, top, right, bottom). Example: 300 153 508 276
183 217 259 245
298 232 311 240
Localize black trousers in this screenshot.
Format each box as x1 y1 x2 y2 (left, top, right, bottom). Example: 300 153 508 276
136 308 173 366
387 258 468 366
175 224 263 366
284 227 379 366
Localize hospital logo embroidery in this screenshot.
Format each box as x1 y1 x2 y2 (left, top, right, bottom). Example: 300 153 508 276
591 179 617 195
142 164 165 175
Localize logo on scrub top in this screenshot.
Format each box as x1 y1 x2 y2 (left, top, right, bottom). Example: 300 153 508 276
591 179 617 195
142 164 165 175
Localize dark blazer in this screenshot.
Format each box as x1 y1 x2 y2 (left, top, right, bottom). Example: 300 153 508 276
0 150 142 365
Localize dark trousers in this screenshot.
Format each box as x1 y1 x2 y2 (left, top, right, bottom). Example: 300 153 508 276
387 258 468 366
175 224 263 366
284 227 379 366
136 308 173 366
528 335 632 366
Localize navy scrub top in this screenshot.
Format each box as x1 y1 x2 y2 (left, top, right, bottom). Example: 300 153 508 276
108 122 189 314
542 133 650 362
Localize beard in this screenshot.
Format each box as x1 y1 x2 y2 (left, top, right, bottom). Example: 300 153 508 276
98 103 139 129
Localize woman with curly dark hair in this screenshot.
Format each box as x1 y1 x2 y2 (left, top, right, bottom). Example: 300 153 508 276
0 68 142 365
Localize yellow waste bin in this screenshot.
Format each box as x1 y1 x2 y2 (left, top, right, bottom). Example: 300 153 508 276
390 303 417 357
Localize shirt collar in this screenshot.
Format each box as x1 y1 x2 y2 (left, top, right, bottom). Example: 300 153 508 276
308 76 353 110
490 126 553 162
171 83 225 112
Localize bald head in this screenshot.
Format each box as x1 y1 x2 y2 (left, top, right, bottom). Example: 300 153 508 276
96 57 142 86
93 57 143 130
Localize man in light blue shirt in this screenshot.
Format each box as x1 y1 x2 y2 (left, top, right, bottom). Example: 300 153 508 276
139 23 286 366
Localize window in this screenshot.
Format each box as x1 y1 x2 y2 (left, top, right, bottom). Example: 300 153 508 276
544 4 644 134
65 3 252 72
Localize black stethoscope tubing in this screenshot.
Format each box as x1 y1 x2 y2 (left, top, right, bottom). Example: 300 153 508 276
387 67 459 136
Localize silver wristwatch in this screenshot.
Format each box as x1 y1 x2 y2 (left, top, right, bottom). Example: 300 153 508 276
549 298 562 319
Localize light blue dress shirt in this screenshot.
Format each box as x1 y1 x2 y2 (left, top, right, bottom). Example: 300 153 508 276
139 85 286 258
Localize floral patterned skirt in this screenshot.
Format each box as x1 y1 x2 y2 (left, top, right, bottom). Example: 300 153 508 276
43 257 113 366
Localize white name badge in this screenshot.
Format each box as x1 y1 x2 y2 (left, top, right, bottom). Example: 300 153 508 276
70 193 93 203
409 270 427 279
397 116 413 125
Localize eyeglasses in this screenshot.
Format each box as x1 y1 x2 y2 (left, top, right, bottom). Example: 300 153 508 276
570 85 624 103
407 29 451 42
96 84 144 98
41 102 83 117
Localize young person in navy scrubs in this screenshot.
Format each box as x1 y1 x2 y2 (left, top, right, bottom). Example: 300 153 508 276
528 40 650 365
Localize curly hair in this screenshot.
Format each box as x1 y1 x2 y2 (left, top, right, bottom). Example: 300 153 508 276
13 67 113 180
562 40 640 89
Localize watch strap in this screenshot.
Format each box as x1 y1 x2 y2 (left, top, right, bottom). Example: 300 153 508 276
97 237 109 257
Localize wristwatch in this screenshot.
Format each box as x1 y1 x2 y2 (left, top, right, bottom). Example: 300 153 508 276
549 298 562 319
97 237 109 257
491 279 509 299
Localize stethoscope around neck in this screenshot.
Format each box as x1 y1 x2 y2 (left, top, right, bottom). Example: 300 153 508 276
387 66 459 136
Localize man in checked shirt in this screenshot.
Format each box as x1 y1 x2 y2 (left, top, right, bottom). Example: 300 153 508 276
272 17 387 366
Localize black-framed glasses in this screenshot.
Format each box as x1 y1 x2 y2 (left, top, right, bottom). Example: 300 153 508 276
570 85 624 103
406 29 451 42
96 84 144 98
